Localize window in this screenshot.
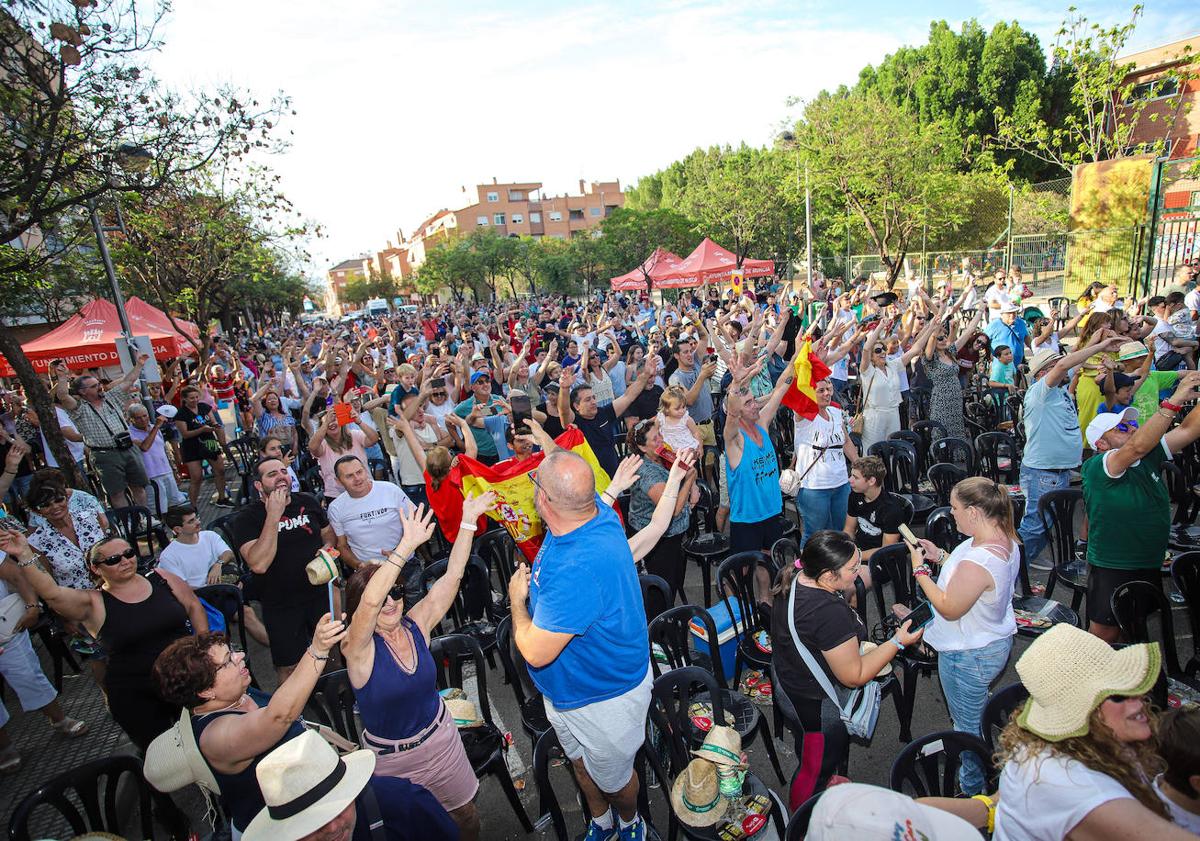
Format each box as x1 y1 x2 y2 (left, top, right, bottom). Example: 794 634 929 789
570 209 585 220
508 190 524 201
590 207 601 217
494 213 506 225
552 233 566 240
511 213 524 224
605 205 618 217
486 192 499 202
530 212 542 223
549 211 563 222
477 215 489 225
1125 77 1180 103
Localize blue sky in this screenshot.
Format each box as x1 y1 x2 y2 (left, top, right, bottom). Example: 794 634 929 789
146 1 1197 282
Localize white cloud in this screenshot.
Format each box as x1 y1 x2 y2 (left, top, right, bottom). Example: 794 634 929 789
147 1 907 275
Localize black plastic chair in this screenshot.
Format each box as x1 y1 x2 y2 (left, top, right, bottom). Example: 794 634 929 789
889 429 927 479
715 551 778 689
429 633 533 832
1111 581 1193 687
494 614 550 740
304 668 360 746
222 435 261 505
682 483 730 607
889 730 995 798
300 463 325 498
104 505 168 570
195 583 260 688
866 441 934 523
785 791 822 840
924 506 964 554
639 573 672 625
420 555 500 667
1039 488 1087 622
474 527 519 607
206 513 248 575
28 610 81 692
868 543 934 742
648 606 786 784
1162 461 1200 549
927 436 975 476
926 463 966 508
912 419 947 454
8 754 188 841
975 431 1021 484
1172 552 1200 676
982 682 1029 752
645 668 785 841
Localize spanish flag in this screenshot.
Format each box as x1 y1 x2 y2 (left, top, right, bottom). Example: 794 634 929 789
781 339 831 420
458 427 611 562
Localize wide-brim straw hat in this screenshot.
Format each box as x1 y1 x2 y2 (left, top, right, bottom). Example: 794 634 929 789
243 730 375 841
1015 623 1161 741
1027 348 1062 378
670 758 728 827
446 698 484 728
691 725 741 767
143 709 220 795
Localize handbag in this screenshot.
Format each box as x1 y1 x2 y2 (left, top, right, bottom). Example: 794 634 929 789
849 373 874 436
786 577 882 740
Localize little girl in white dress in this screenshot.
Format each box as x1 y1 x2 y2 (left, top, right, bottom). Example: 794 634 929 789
656 385 701 453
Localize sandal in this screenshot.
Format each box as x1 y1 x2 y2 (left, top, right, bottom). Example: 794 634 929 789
0 746 20 773
51 717 88 738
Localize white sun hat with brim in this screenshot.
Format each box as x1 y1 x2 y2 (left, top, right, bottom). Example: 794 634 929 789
1015 623 1161 742
805 782 978 840
669 758 728 828
143 708 220 795
242 730 375 841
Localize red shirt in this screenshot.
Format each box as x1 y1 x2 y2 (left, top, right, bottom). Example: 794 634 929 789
209 374 236 402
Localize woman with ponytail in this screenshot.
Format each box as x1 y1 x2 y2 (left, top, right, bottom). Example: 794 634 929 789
908 476 1021 795
770 530 924 804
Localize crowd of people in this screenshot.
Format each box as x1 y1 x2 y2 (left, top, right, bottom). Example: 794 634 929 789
0 257 1199 840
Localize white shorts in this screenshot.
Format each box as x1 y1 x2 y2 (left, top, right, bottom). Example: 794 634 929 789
544 666 653 794
0 631 57 728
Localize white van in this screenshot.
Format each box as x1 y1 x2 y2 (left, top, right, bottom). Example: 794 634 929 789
365 298 390 317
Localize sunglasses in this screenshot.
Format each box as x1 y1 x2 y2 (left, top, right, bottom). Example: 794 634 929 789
35 495 67 509
1104 694 1138 704
1115 420 1139 433
872 347 885 354
529 468 552 502
95 547 136 567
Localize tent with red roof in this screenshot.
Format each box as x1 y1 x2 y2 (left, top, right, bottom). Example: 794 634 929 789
609 248 694 291
655 238 775 288
0 298 195 377
124 296 202 348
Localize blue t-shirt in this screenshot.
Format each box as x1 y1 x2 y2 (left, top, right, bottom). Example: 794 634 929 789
984 319 1030 365
1021 378 1082 470
527 498 648 709
483 414 514 460
990 358 1015 385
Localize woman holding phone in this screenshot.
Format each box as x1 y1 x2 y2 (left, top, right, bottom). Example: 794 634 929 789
175 385 234 508
907 476 1020 795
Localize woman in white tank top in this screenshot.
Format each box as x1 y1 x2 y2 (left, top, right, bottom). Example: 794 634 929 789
907 476 1020 796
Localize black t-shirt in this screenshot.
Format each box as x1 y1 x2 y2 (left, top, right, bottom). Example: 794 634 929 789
847 491 907 551
575 405 620 477
541 411 566 440
622 383 663 424
231 492 328 603
771 581 865 701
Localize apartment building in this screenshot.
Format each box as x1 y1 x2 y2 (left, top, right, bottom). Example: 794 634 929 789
324 257 370 315
405 178 624 269
1117 35 1200 160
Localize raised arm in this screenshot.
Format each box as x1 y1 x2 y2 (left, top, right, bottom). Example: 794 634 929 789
409 497 489 637
611 354 655 418
388 411 428 473
1110 373 1200 474
901 305 944 365
0 531 98 626
628 451 697 562
953 307 985 353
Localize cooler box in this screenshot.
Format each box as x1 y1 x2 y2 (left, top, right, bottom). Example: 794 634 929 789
216 399 240 439
689 600 744 680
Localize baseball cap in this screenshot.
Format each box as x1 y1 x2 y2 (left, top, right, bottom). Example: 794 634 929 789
805 783 977 840
1110 372 1136 390
469 370 490 385
1000 301 1021 314
1085 407 1138 449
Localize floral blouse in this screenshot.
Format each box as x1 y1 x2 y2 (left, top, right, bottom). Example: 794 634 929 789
28 491 106 591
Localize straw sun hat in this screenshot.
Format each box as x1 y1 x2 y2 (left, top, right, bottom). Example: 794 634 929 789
691 725 742 767
670 758 728 827
1015 623 1161 742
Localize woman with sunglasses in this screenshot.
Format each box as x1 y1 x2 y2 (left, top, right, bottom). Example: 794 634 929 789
343 502 483 841
857 315 940 453
994 624 1199 841
151 615 346 839
923 302 983 441
24 472 109 591
0 529 206 750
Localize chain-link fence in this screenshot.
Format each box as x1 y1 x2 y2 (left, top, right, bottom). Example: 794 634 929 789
832 158 1198 300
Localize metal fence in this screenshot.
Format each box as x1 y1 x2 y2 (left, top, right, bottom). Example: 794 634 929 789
837 157 1199 300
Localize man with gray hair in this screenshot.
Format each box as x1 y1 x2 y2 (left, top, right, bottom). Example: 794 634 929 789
127 403 187 512
508 449 652 841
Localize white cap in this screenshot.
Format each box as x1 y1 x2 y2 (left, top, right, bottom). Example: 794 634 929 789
1000 301 1021 314
806 783 978 840
1085 407 1139 450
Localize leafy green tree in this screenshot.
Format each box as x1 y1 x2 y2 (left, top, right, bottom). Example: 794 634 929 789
597 207 701 278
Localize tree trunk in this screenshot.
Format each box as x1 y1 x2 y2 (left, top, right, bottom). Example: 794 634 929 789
0 328 81 489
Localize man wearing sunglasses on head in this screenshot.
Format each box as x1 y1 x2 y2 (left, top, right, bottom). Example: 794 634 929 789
1082 370 1200 644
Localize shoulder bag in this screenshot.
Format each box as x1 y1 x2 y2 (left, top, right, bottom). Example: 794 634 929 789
848 371 874 437
786 576 881 740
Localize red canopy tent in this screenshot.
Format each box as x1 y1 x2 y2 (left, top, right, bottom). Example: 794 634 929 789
655 238 775 288
0 298 194 377
124 296 202 348
609 249 694 291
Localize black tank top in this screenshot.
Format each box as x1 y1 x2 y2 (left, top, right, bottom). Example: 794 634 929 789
99 571 190 689
193 688 306 832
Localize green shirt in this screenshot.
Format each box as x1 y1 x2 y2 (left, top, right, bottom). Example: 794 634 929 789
1131 370 1179 422
1081 442 1170 570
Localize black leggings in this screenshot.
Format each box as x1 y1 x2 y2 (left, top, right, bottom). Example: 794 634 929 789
787 692 849 805
643 531 686 603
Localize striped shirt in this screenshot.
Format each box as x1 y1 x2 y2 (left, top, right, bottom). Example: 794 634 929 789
66 386 131 448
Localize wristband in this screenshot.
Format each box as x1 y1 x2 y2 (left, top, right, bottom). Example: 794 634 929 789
24 603 38 612
17 554 43 569
913 564 932 577
600 491 614 503
307 648 330 662
890 638 905 651
458 521 478 533
971 794 996 834
1161 399 1184 413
